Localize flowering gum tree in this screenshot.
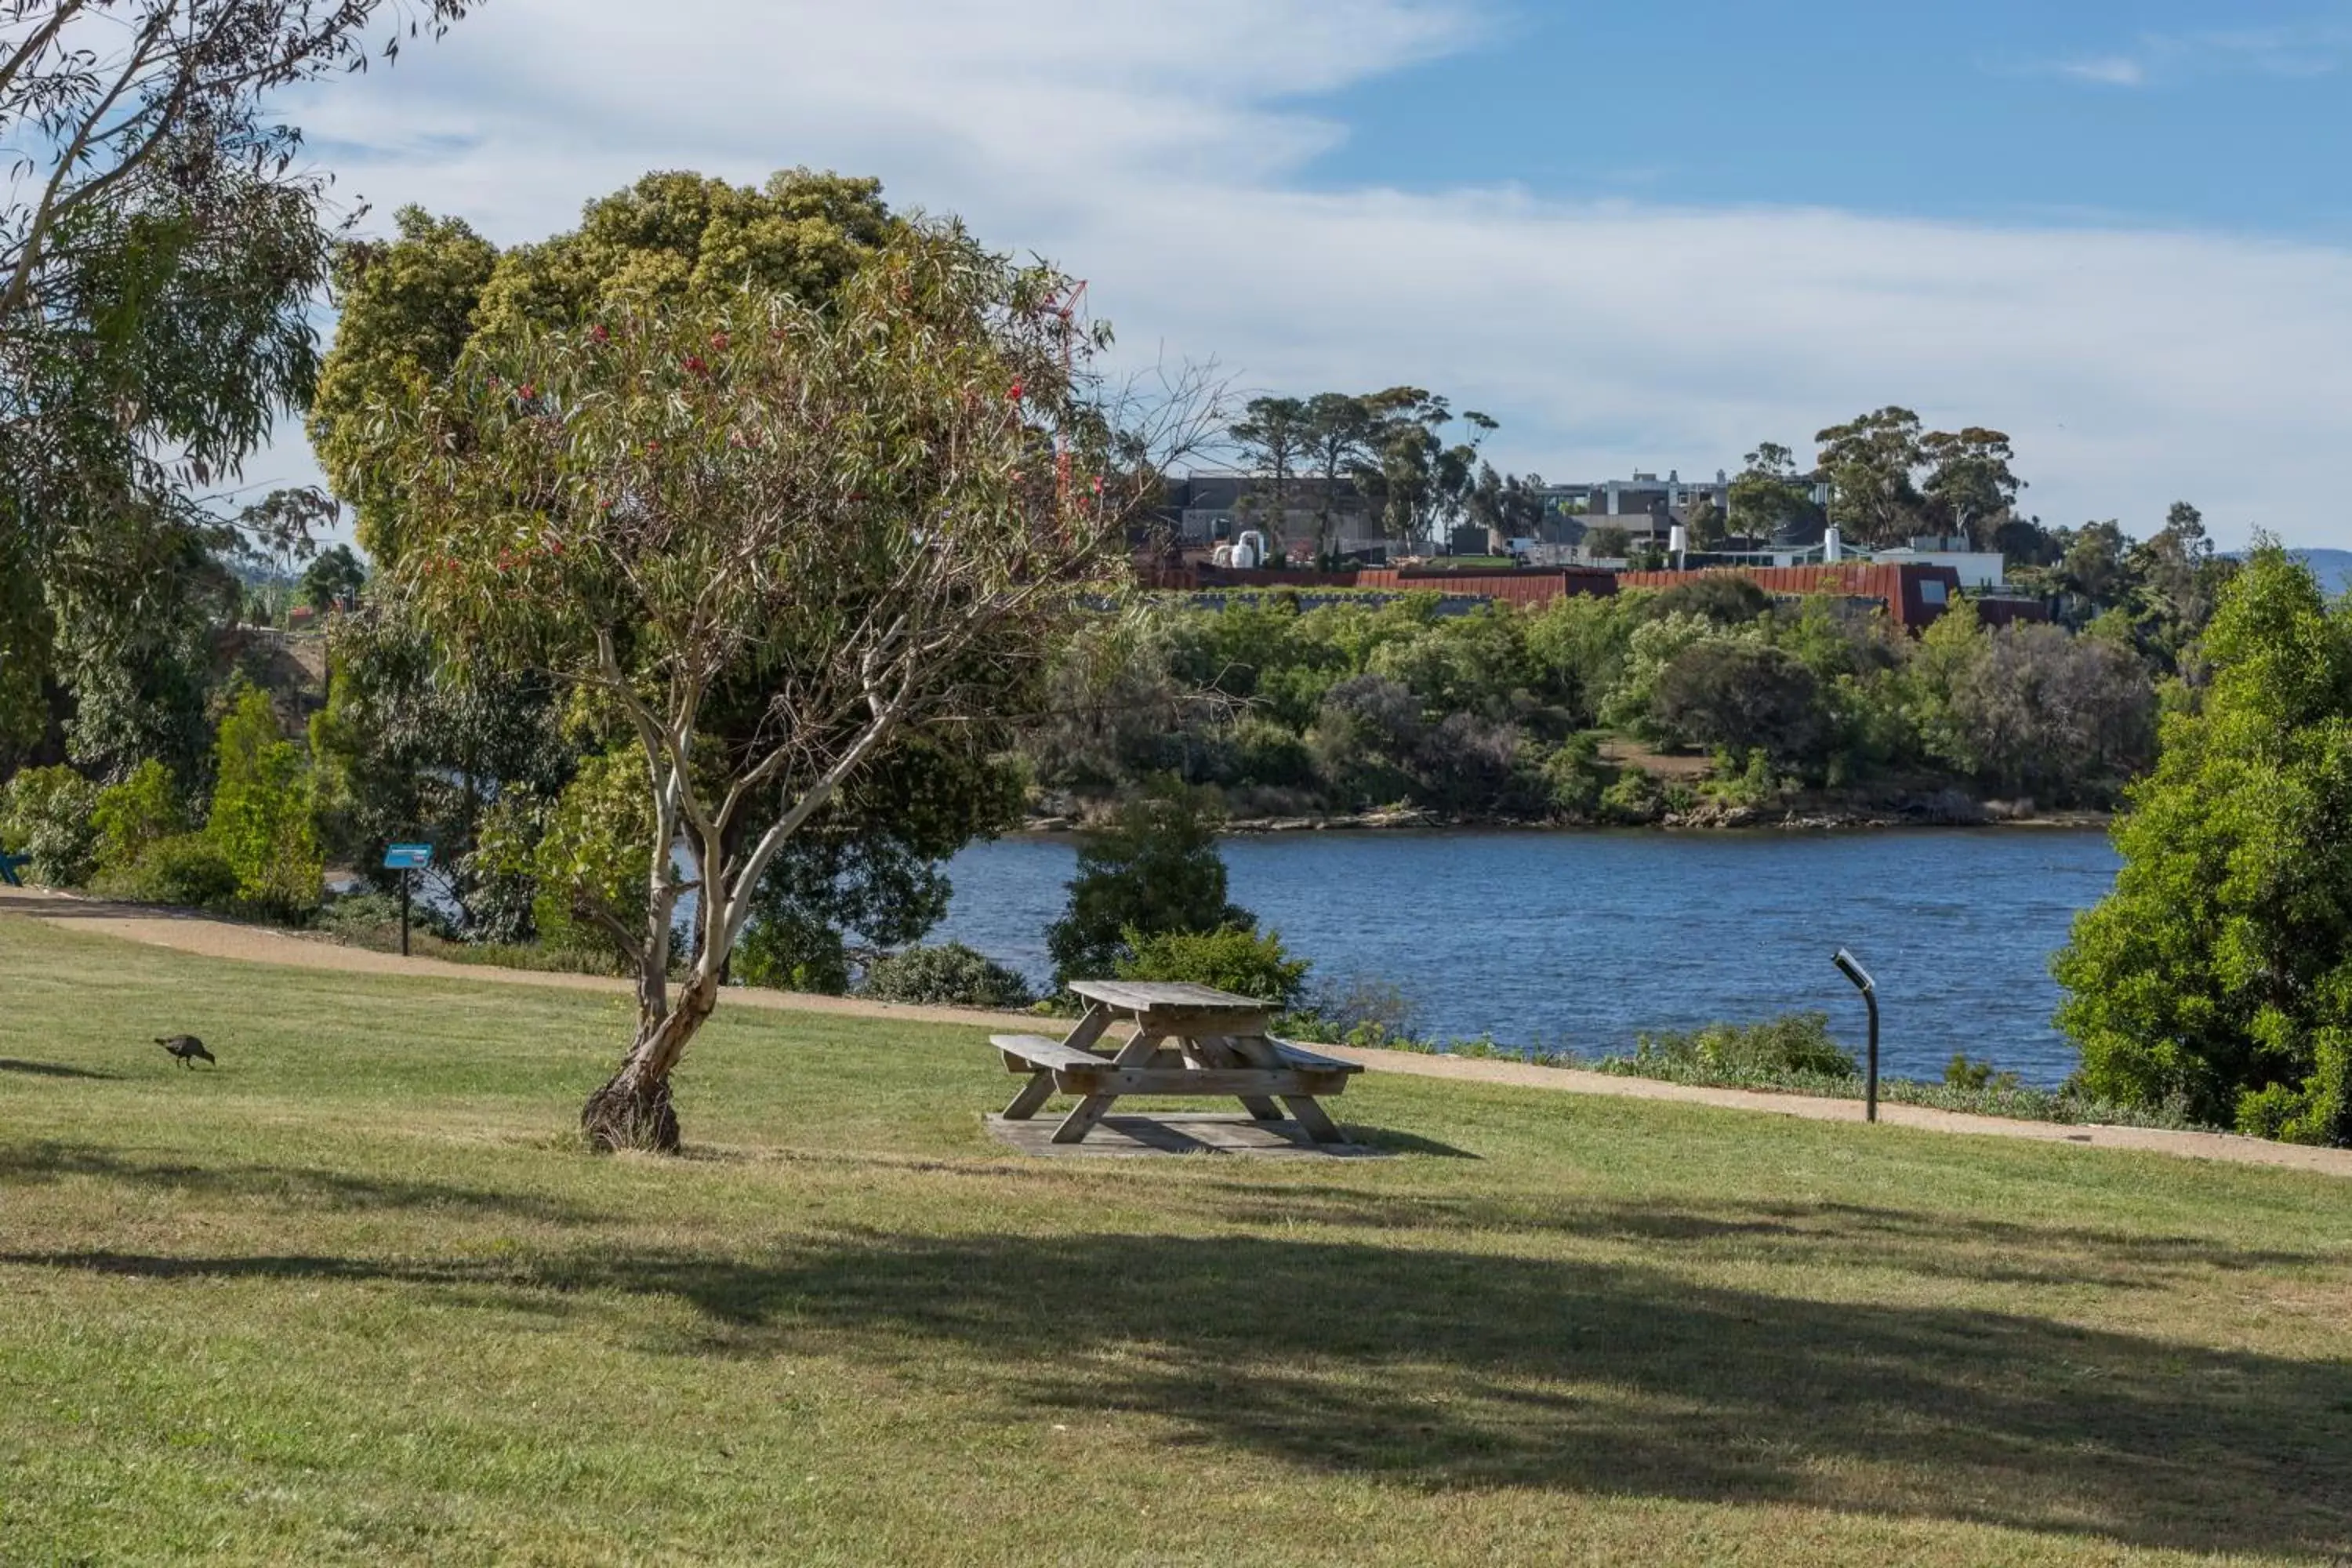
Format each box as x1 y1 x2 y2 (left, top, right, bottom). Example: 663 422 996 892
382 222 1196 1150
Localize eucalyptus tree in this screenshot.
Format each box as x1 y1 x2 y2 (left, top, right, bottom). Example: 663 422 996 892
1726 442 1820 543
1299 391 1374 561
1 0 470 751
1229 394 1308 554
1813 407 1926 546
1920 426 2024 546
312 169 896 562
376 223 1210 1151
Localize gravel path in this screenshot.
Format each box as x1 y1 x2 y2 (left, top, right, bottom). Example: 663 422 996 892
7 885 2347 1178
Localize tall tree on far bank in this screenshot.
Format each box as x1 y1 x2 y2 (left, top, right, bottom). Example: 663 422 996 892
1468 463 1547 554
1300 392 1375 561
1355 389 1492 548
2129 501 2236 667
1726 441 1820 544
1229 394 1308 555
1920 426 2024 546
299 543 367 612
2054 545 2352 1145
1813 406 1926 546
375 225 1208 1152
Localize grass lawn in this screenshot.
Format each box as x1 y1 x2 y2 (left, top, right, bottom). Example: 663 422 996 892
2 913 2349 1566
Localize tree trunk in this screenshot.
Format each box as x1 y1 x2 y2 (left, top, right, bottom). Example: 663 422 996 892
579 975 719 1153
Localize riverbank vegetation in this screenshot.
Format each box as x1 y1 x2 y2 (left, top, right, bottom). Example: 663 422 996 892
1372 1014 2214 1134
1023 516 2232 829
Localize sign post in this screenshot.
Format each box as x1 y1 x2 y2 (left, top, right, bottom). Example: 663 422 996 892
383 843 434 956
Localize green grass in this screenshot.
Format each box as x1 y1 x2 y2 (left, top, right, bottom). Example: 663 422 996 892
2 913 2349 1565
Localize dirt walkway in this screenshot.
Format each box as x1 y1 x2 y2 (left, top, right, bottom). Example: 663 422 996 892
7 885 2348 1179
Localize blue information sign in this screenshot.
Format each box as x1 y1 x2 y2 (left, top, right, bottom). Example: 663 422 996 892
383 843 434 870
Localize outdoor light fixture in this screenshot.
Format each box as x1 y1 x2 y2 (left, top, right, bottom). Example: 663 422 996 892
1833 947 1880 1122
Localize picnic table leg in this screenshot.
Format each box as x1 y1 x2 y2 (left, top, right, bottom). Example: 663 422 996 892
1196 1035 1284 1120
1003 1071 1055 1120
1052 1029 1162 1145
1281 1094 1345 1143
1007 1005 1116 1123
1229 1034 1345 1142
1060 1005 1114 1054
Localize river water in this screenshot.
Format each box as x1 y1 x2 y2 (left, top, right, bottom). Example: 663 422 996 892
927 828 2123 1087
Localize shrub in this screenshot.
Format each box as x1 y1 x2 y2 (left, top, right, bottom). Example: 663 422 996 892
733 913 852 995
1945 1053 2021 1093
1945 625 2156 804
1413 712 1528 815
1629 1011 1859 1080
1651 641 1826 767
1598 764 1664 825
1 765 101 885
1523 592 1639 727
1301 972 1424 1047
206 688 324 919
858 942 1035 1008
1541 736 1604 818
1601 611 1726 731
1230 716 1316 791
1702 749 1783 809
317 888 459 945
91 758 188 876
1642 575 1773 626
1113 924 1311 1012
99 833 241 909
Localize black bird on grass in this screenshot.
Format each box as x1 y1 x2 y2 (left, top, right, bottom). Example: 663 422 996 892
156 1035 214 1069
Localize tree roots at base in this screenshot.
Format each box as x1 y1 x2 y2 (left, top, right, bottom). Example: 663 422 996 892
580 1074 681 1153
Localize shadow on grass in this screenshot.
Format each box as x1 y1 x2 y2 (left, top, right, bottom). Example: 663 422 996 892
1152 1181 2322 1288
9 1226 2347 1557
0 1142 605 1224
0 1059 120 1080
1339 1126 1478 1158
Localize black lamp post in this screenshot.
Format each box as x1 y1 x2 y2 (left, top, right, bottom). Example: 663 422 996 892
1833 947 1879 1122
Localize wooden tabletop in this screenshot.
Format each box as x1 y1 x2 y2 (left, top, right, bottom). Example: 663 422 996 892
1065 979 1272 1014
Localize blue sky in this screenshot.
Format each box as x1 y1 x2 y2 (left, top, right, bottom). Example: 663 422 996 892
1311 3 2352 236
260 0 2352 546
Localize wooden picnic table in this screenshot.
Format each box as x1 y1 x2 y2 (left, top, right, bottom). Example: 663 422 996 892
992 978 1363 1146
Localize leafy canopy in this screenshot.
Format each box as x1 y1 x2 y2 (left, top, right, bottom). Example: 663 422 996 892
2054 545 2352 1145
311 170 899 562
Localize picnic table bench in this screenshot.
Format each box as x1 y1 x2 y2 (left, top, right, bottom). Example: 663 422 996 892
993 978 1363 1146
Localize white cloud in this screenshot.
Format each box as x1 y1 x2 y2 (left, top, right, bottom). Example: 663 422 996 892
2057 55 2148 86
265 0 2352 546
2038 21 2347 92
